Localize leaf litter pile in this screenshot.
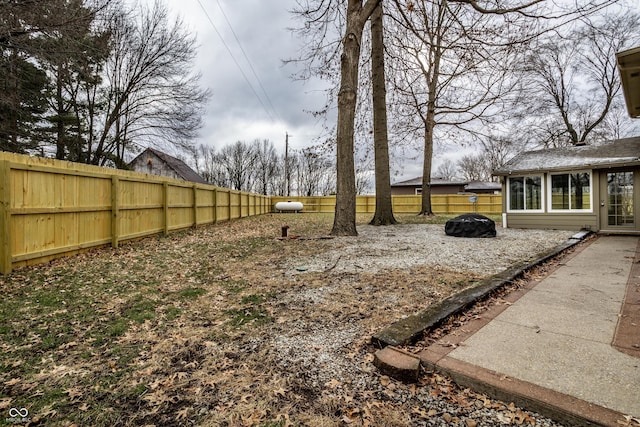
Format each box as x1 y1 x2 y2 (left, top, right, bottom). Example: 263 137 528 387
0 213 577 426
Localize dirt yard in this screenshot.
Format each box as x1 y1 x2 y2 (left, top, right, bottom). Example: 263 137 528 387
0 213 574 426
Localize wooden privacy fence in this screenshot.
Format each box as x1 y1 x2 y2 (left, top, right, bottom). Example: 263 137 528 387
0 152 270 274
271 194 503 215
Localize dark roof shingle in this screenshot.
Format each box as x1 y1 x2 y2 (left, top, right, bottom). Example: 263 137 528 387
494 137 640 175
131 148 207 184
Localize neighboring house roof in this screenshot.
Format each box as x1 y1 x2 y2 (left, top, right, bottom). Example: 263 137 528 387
464 181 502 192
493 137 640 176
130 148 207 184
391 176 468 187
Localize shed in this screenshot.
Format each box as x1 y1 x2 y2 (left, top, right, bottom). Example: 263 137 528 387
493 137 640 233
129 148 207 184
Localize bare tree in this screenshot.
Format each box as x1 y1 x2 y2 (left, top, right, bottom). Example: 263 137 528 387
478 133 520 177
328 0 382 235
90 0 210 166
435 159 458 180
369 1 397 225
458 153 490 181
216 141 258 192
521 11 640 147
388 0 526 215
253 139 279 196
294 147 334 196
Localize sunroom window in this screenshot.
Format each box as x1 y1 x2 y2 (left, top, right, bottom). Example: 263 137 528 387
550 172 591 211
508 175 542 211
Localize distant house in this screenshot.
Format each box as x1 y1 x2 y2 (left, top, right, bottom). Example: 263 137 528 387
493 137 640 233
390 176 501 196
129 148 207 184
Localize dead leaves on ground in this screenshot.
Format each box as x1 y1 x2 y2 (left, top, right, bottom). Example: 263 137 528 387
0 215 562 426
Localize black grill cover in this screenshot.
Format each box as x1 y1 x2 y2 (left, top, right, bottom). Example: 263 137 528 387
445 213 496 238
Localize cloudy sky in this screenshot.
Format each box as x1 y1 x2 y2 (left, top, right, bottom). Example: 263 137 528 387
163 2 331 151
157 0 429 180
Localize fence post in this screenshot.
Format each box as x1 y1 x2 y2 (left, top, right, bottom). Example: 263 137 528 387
111 176 120 248
212 188 217 223
228 190 232 220
163 182 169 236
193 184 198 227
0 161 12 274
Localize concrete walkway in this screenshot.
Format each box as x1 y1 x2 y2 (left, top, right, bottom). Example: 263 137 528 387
419 235 640 426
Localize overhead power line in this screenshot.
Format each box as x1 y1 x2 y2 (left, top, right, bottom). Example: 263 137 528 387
194 0 281 124
215 0 283 124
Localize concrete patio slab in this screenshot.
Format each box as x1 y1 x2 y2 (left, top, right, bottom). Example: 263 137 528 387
418 235 640 426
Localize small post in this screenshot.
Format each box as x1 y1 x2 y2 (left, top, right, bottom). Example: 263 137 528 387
111 176 120 248
163 182 169 236
193 184 198 227
212 188 217 224
0 161 12 274
281 225 289 238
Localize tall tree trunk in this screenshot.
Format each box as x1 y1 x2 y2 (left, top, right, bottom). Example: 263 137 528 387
331 0 381 236
419 22 443 217
369 2 397 226
419 122 434 216
55 64 65 160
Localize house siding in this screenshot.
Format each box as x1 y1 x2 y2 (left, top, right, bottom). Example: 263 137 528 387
390 184 468 196
502 167 640 233
130 151 183 181
391 187 420 196
505 213 598 231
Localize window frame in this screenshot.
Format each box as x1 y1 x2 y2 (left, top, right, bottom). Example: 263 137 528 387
506 174 545 213
547 170 593 213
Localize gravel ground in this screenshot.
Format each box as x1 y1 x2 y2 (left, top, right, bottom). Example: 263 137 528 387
288 224 574 275
263 223 576 426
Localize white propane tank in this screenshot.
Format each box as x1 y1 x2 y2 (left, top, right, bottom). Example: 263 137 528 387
274 201 304 213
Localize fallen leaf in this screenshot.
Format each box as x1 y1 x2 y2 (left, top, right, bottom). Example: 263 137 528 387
0 398 12 409
64 387 83 401
379 376 390 387
497 412 514 424
273 387 287 397
4 378 21 386
176 407 189 420
325 379 342 389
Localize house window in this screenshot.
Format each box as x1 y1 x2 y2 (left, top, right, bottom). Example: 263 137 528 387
550 172 591 211
508 175 542 211
415 188 422 195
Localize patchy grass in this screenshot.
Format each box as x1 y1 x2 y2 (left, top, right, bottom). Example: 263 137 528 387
0 213 552 426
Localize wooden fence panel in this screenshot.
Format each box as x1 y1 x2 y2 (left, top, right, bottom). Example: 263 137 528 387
270 194 502 215
216 189 230 222
119 179 165 240
167 184 195 231
230 191 241 219
195 187 215 225
0 152 271 274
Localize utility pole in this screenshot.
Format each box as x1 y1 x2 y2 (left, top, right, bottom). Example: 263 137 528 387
285 132 291 197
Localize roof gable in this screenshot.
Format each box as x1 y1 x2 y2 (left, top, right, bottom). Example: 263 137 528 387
494 137 640 175
130 148 207 184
